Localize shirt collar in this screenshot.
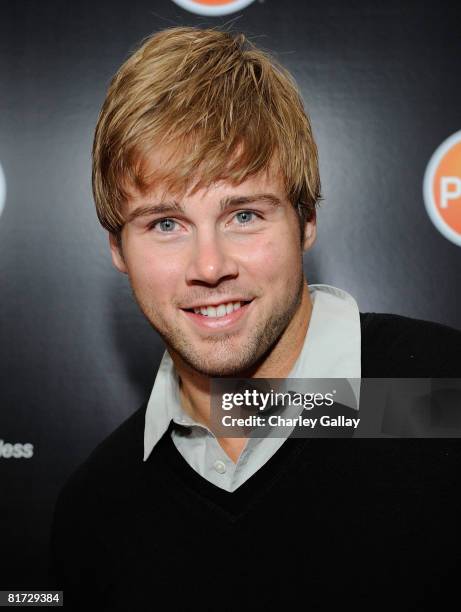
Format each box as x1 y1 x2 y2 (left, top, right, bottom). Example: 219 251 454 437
143 283 361 461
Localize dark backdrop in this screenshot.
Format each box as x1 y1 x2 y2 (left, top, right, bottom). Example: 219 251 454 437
1 0 460 589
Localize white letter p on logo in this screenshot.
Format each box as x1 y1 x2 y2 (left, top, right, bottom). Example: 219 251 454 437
440 177 461 209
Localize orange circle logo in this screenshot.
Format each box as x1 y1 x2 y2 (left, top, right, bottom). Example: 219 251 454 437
423 130 461 246
171 0 256 15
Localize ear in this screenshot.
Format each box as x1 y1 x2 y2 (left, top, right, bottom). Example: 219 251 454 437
302 218 317 252
108 232 128 274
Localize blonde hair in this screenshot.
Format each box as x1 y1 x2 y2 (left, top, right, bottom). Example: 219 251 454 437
91 26 321 246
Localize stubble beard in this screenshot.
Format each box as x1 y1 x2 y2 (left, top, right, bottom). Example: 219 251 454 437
130 271 305 378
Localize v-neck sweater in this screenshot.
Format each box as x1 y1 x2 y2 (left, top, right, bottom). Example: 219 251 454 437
49 311 461 611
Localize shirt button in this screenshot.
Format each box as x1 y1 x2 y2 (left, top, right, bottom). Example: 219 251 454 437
214 460 226 474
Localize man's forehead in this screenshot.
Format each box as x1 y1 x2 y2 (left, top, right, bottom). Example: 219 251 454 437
121 152 287 217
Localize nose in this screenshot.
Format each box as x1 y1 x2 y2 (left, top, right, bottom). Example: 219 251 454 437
185 229 238 286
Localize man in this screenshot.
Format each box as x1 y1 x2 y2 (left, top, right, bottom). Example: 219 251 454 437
50 26 461 610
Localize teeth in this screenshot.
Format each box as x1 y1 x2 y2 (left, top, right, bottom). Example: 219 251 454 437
193 301 244 317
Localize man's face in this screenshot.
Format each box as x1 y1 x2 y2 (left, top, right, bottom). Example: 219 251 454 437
109 152 316 377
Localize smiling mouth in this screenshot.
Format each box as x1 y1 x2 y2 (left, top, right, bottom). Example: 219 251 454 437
182 300 253 318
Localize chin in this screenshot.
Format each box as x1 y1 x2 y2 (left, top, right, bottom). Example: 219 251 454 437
167 326 274 377
191 361 249 378
183 351 259 377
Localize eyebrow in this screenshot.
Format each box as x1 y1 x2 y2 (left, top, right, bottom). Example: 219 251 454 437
125 193 282 223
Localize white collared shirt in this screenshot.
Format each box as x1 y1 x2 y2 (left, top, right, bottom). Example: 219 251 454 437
143 284 361 492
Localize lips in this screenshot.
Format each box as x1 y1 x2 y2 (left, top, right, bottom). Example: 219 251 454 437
183 300 252 317
181 299 254 330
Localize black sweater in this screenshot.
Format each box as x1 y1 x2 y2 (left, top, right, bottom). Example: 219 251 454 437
49 312 461 611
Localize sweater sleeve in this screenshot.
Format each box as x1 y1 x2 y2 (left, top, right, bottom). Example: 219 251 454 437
48 464 104 610
48 404 148 611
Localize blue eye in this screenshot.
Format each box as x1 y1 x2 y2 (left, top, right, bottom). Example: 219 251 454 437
154 218 177 232
235 211 256 224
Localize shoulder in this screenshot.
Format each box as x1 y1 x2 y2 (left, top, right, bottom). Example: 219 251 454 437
52 401 148 521
359 312 461 377
49 401 149 592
